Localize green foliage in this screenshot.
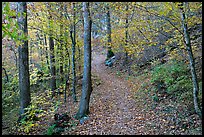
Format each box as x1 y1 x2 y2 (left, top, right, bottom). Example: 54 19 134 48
116 71 122 76
30 68 40 86
18 117 37 134
2 74 19 114
152 94 159 102
2 2 28 46
17 90 54 134
24 104 44 121
18 103 45 133
46 124 56 135
30 66 51 91
151 60 191 94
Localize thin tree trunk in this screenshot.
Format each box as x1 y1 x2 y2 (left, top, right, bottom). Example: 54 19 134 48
47 4 56 97
123 3 129 66
76 2 92 119
106 4 111 46
64 51 71 103
179 2 201 117
17 2 31 116
49 37 56 97
71 2 77 102
77 44 82 73
59 3 64 82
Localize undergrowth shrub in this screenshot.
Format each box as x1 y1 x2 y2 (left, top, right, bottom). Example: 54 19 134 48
17 90 54 134
30 67 50 92
2 74 19 114
151 60 191 95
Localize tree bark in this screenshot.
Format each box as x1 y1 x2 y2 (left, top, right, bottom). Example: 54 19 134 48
76 2 92 119
49 36 56 96
106 4 111 46
59 3 64 82
123 3 129 66
17 2 31 116
71 2 77 102
47 4 56 97
64 51 71 103
77 44 82 73
179 2 201 117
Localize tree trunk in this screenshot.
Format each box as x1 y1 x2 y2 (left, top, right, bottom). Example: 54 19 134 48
64 51 71 103
77 44 82 73
123 3 129 66
59 3 64 82
49 36 56 96
47 4 56 97
179 2 201 117
76 2 92 119
71 2 77 102
17 2 31 116
106 4 111 46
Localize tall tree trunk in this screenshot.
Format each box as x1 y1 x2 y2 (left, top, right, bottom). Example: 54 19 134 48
71 2 77 102
179 2 201 117
76 2 92 119
59 3 64 82
49 37 56 96
47 4 56 97
17 2 31 116
64 50 71 103
106 4 111 46
124 3 129 66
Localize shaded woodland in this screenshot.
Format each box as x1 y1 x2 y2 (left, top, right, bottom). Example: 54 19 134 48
2 2 202 135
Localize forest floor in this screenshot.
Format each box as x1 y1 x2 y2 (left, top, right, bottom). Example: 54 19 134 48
3 46 201 135
62 46 202 135
62 46 151 135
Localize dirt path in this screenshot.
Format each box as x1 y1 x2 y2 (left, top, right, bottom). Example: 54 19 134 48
67 47 149 135
91 48 138 134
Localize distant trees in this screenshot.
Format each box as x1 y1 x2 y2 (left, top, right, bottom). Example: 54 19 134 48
17 2 31 116
2 2 202 124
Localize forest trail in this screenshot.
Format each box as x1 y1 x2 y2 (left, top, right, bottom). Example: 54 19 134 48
91 47 138 134
67 46 151 135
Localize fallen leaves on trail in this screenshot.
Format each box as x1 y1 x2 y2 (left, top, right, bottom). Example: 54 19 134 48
65 48 201 135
